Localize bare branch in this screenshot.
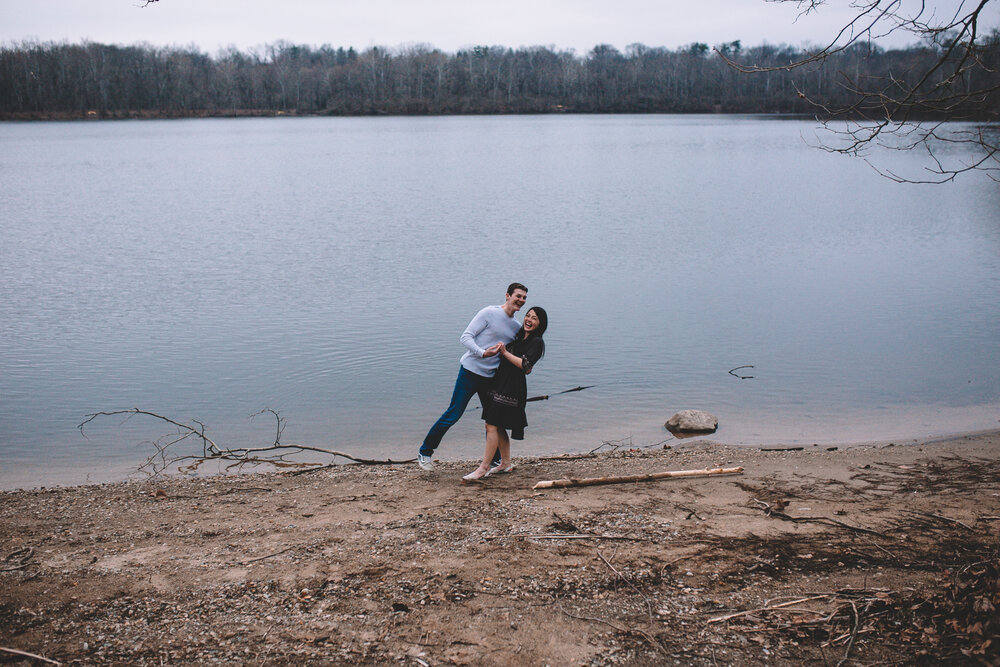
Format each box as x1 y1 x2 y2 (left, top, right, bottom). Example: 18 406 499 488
79 408 414 478
728 1 1000 182
0 647 61 666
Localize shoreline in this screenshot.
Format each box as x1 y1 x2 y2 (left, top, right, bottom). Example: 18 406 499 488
5 426 999 493
2 429 998 665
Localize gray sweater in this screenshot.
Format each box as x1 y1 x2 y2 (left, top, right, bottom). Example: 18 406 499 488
459 305 522 377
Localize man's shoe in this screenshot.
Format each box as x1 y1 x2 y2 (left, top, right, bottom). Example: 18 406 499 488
417 453 435 471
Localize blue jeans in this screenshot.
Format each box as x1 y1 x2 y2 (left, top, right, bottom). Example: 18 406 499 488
421 366 494 457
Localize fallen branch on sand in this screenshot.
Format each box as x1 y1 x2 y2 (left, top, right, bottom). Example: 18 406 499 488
533 466 744 490
0 646 61 666
518 533 647 541
751 498 883 536
708 595 832 623
241 546 297 565
79 408 411 478
902 509 974 531
558 605 667 655
1 547 34 572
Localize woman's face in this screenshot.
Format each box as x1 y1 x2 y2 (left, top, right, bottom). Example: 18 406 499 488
523 309 540 333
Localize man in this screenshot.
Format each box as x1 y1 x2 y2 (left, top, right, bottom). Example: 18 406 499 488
417 282 527 471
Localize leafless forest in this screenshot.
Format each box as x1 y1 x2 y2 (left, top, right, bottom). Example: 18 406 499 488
2 36 998 119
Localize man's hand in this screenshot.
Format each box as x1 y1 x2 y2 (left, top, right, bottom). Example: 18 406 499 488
482 343 503 358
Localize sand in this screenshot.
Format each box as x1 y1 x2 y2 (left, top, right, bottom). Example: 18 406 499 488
2 431 999 665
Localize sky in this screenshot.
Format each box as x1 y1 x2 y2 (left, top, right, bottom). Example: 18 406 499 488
2 0 997 55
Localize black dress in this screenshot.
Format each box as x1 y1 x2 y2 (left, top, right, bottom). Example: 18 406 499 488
481 335 544 440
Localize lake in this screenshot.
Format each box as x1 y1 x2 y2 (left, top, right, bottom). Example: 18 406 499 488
1 114 998 489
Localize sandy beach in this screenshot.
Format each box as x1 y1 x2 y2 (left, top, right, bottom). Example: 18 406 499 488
2 431 999 666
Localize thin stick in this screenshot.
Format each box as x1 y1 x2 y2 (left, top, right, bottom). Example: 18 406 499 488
533 466 743 490
558 606 666 655
838 600 861 666
752 498 884 536
0 647 62 666
1 547 34 572
860 537 898 559
662 553 699 569
242 546 296 565
521 533 646 541
536 453 598 462
559 605 626 632
597 549 656 623
526 385 595 402
708 595 831 623
903 509 973 530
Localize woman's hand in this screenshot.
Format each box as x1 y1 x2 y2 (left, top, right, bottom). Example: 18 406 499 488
483 343 503 358
498 343 526 370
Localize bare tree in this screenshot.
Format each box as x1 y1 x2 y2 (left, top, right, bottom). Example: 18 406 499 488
727 1 1000 182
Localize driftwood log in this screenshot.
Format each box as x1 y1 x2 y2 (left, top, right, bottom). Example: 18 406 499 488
532 466 744 490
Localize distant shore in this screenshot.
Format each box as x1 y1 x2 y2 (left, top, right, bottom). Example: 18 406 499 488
4 108 981 122
0 109 821 122
2 429 998 665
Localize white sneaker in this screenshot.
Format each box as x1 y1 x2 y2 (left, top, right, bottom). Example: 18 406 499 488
417 454 435 471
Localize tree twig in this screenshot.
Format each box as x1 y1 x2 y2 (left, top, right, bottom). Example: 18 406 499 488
838 599 861 667
1 547 34 572
0 646 61 666
751 498 884 536
903 509 973 530
520 533 647 541
242 546 296 565
558 605 666 655
708 595 831 623
534 467 743 490
597 548 656 624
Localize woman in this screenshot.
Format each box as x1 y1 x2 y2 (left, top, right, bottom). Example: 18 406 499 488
463 306 547 480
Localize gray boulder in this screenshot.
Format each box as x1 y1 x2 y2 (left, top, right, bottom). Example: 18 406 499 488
665 410 718 433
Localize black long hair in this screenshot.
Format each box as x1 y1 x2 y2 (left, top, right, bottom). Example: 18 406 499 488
514 306 547 359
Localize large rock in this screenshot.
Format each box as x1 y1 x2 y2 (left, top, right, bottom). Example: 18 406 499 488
665 410 718 433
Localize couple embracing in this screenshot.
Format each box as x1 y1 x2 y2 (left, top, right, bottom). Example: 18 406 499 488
417 282 548 480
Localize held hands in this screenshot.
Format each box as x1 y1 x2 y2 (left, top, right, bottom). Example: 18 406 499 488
482 343 503 358
497 342 516 364
495 342 527 371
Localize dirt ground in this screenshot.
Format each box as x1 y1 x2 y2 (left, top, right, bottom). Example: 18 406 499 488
2 431 999 666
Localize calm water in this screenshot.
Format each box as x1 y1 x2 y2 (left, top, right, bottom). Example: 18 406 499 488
1 115 998 489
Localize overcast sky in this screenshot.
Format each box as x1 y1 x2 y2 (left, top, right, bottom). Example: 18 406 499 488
2 0 996 55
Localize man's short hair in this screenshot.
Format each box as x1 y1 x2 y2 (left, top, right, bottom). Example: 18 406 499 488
507 282 528 296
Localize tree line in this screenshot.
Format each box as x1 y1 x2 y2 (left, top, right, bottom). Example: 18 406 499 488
1 37 997 119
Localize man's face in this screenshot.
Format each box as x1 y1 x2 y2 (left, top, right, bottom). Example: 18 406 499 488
506 289 527 312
